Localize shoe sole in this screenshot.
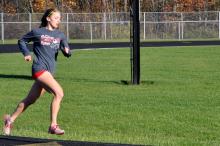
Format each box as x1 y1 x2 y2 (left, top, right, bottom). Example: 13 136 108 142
49 132 64 135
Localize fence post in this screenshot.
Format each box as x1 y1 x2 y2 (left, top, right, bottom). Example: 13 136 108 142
90 22 93 43
104 12 107 40
219 11 220 39
1 12 4 44
66 13 69 41
178 21 181 40
110 12 113 39
29 13 32 31
181 12 184 40
144 12 145 40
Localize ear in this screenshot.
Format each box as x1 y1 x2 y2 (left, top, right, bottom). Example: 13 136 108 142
46 17 50 22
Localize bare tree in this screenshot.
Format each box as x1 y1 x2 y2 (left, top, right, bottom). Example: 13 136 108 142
0 0 4 12
28 0 33 13
3 0 220 13
124 0 128 12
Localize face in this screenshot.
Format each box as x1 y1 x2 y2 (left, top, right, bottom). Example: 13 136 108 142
47 11 61 29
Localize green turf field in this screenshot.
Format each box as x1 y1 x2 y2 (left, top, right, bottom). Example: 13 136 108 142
0 46 220 146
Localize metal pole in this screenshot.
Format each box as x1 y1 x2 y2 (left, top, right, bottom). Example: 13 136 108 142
144 12 145 40
131 0 140 85
104 12 106 40
29 13 32 31
1 12 4 44
178 21 181 40
181 12 184 39
66 13 69 41
90 22 93 43
219 11 220 39
111 13 113 39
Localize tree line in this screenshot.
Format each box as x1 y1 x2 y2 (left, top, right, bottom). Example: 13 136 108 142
1 0 220 13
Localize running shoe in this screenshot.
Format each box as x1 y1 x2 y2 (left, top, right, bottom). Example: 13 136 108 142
3 115 13 135
48 125 64 135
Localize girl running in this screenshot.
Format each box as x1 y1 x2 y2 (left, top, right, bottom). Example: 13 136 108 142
3 8 71 135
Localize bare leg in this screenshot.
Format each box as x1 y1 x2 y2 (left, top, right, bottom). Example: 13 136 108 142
36 71 64 126
4 71 64 135
10 81 45 122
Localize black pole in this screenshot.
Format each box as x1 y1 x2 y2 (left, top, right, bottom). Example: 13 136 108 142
131 0 140 84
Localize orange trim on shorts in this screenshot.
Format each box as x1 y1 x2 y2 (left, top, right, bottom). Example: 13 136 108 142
32 70 46 79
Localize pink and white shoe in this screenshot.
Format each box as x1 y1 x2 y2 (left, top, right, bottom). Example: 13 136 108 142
3 115 13 135
48 125 65 135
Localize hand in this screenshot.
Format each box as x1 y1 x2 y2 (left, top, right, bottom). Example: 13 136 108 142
62 47 71 58
64 47 70 54
24 55 32 62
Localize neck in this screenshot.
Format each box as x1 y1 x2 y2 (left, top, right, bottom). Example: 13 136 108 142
46 25 55 31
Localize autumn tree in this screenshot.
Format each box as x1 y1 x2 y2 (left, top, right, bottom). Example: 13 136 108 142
169 0 215 12
0 0 219 13
0 0 16 13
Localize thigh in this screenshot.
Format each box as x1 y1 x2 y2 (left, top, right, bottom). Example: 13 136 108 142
36 71 63 97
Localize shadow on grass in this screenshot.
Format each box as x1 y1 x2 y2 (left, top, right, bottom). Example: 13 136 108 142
0 74 155 86
0 135 150 146
57 77 156 86
120 80 155 85
0 74 32 80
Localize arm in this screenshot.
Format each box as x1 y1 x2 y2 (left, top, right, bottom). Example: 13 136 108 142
18 30 34 61
60 34 71 58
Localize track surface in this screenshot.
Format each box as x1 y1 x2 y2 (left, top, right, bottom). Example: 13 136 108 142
1 40 220 53
0 135 145 146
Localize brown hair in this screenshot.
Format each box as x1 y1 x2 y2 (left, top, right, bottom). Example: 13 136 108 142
39 8 60 28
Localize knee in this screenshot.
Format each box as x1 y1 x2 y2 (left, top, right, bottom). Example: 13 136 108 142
18 102 25 109
17 99 35 110
55 91 64 101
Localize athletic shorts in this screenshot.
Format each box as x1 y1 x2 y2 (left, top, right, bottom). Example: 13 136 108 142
32 70 46 79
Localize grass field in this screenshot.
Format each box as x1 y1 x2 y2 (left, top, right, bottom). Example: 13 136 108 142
0 46 220 146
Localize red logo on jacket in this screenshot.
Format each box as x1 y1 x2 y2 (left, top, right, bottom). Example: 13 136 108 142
41 35 60 46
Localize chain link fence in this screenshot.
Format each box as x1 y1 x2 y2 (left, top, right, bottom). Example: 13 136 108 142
1 11 220 43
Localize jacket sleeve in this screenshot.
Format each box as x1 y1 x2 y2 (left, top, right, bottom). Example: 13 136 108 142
60 33 70 50
18 30 35 56
60 33 71 57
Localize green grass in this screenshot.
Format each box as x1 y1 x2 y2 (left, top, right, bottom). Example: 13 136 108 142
0 46 220 146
